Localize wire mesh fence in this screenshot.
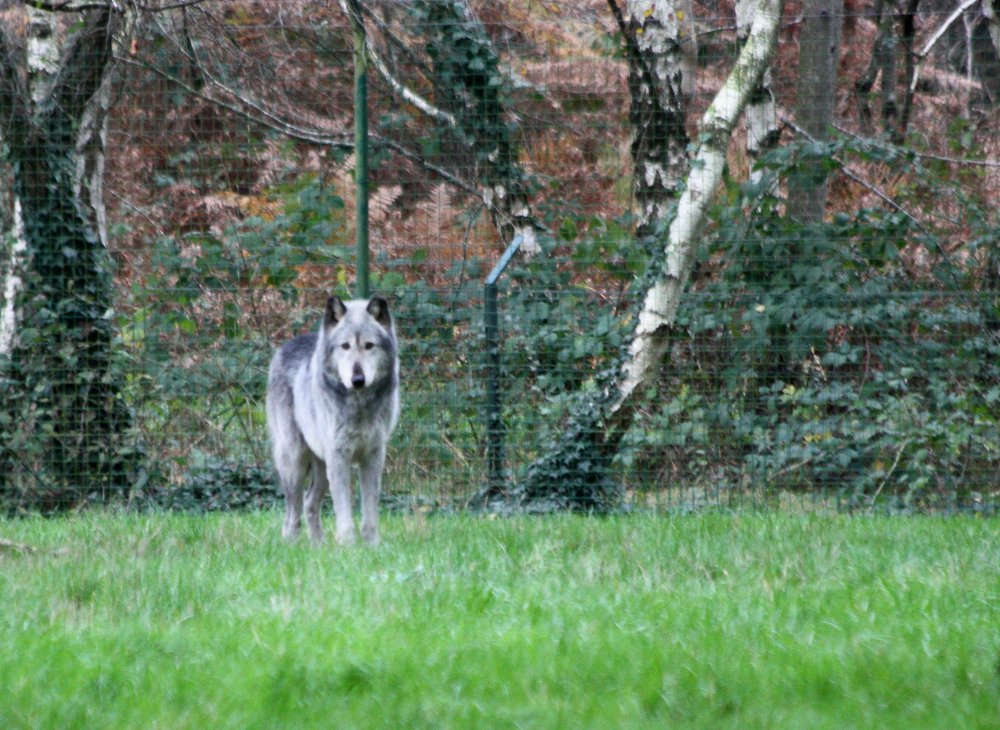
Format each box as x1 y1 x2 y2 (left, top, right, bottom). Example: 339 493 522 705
1 0 998 514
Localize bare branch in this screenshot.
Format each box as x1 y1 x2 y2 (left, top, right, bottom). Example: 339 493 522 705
123 55 485 200
785 116 924 227
18 0 210 12
338 0 459 130
833 122 1000 168
916 0 979 61
909 0 980 93
123 56 352 148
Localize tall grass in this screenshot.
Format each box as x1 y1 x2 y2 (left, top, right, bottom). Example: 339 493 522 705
1 511 998 728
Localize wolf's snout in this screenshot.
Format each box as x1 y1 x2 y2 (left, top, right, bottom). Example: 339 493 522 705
351 364 366 389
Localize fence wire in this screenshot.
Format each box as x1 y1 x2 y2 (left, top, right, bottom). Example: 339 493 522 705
1 0 998 514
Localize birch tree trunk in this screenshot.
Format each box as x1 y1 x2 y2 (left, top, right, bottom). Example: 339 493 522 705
0 197 24 357
0 7 58 357
516 0 784 509
610 0 783 426
988 0 1000 54
625 0 692 236
737 0 781 181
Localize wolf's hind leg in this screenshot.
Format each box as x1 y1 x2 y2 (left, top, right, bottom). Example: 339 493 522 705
277 447 309 541
305 456 327 544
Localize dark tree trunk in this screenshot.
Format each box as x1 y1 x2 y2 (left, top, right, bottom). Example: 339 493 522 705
787 0 844 224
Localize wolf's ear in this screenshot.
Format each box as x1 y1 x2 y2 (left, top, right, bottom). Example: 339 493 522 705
366 295 392 328
324 296 348 329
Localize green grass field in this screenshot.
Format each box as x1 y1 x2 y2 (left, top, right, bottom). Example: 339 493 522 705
1 510 998 728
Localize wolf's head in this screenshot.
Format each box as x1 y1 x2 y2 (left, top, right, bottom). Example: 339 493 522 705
321 295 397 392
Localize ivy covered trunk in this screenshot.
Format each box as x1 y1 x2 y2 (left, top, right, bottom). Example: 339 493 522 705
515 0 784 510
412 0 539 255
0 8 136 510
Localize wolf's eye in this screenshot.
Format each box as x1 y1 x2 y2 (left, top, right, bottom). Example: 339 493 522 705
364 342 375 351
340 343 350 350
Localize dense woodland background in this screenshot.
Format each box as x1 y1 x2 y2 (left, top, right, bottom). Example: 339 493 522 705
1 0 998 512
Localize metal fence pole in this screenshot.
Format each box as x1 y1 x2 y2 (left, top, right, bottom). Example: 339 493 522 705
483 235 523 492
349 0 370 299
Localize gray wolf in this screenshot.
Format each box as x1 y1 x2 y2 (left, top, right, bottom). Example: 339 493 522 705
266 295 399 545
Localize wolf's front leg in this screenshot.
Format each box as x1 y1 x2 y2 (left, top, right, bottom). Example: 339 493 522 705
327 455 356 545
359 447 385 546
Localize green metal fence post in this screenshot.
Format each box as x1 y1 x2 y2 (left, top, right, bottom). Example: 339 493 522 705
348 0 369 299
483 235 523 493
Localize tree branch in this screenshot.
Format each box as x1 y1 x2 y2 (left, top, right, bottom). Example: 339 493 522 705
19 0 210 12
124 55 485 201
909 0 980 93
0 24 31 154
338 0 459 130
124 56 353 147
48 8 118 126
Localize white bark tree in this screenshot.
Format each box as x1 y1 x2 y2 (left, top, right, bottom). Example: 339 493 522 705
987 0 1000 53
622 0 693 235
737 0 781 181
0 7 58 356
612 0 784 423
517 0 785 508
1 3 132 355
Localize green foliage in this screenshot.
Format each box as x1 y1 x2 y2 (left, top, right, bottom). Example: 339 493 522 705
118 178 350 494
144 457 278 512
632 139 1000 505
502 137 998 509
372 252 489 499
409 0 509 158
490 222 655 510
501 226 635 396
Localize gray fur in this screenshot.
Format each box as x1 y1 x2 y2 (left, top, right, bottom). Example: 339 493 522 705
266 295 399 545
